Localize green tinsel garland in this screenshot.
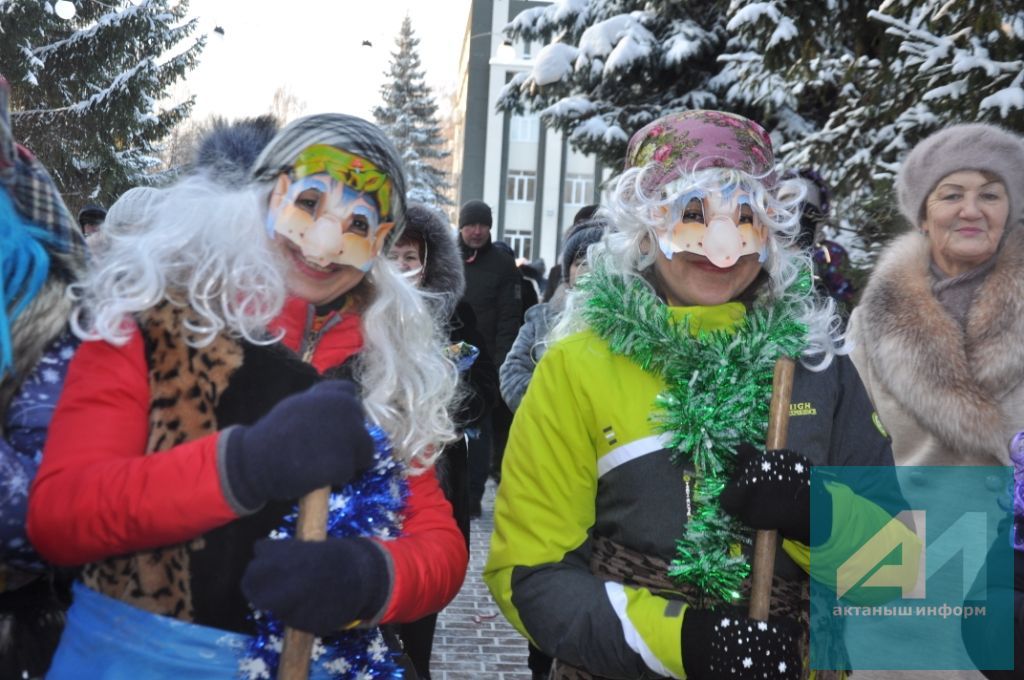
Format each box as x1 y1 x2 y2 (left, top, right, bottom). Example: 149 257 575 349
580 264 808 604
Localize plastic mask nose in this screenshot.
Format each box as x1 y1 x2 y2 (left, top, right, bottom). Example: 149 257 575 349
703 216 744 268
301 215 345 259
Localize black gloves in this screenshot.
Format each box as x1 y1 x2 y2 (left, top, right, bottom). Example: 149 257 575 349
221 380 375 513
682 607 802 680
241 537 390 636
721 444 825 545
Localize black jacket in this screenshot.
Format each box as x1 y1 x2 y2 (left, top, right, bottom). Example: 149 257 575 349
459 240 521 366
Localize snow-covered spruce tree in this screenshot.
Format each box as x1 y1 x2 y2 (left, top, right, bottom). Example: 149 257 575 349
503 0 1024 259
723 0 1024 257
374 15 452 207
500 0 735 167
0 0 204 211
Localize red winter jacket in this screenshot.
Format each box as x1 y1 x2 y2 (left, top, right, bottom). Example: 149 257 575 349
28 296 467 624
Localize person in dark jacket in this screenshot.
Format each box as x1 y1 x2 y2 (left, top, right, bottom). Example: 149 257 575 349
458 200 521 514
781 168 855 318
458 200 521 367
388 203 499 679
500 220 605 413
545 204 601 302
0 75 87 680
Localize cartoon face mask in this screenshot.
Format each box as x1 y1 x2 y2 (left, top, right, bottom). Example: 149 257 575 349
267 145 395 272
654 181 768 268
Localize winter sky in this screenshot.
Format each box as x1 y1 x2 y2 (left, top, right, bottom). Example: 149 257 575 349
176 0 472 124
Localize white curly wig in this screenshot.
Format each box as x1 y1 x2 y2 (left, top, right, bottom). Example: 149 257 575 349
71 116 458 469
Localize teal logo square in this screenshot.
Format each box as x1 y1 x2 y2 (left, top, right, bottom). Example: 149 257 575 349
809 466 1014 671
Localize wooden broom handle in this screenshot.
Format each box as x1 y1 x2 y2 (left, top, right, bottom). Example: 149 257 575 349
277 486 331 680
748 357 795 621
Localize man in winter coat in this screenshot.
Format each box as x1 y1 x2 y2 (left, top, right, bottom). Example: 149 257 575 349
457 199 521 367
458 199 522 514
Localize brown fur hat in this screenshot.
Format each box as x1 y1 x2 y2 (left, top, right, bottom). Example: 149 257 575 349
896 122 1024 230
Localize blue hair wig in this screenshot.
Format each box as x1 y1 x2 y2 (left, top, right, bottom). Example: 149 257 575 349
0 189 52 377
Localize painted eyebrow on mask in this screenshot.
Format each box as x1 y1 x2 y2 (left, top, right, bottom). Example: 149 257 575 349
295 176 329 193
671 189 705 217
350 203 380 225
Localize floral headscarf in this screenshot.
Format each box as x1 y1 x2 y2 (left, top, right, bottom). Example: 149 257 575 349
625 110 777 190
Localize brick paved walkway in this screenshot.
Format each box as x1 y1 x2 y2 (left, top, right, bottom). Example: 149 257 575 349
430 481 533 679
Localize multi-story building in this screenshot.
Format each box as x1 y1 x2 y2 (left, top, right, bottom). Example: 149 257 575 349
451 0 611 272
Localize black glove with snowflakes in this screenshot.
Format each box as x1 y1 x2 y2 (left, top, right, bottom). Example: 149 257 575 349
720 444 828 545
681 608 802 680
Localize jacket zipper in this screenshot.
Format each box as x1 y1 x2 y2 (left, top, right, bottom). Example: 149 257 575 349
299 305 342 365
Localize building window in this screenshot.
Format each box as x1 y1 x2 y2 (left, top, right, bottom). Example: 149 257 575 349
520 39 533 59
506 170 537 202
564 173 594 206
510 114 539 143
504 227 533 260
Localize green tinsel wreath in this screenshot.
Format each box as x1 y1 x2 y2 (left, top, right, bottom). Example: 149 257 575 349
579 264 808 604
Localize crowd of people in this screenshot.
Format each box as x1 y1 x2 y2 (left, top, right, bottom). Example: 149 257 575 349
0 67 1022 678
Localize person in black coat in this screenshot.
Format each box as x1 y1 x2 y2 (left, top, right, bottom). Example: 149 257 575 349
457 201 521 367
388 203 498 680
457 200 521 508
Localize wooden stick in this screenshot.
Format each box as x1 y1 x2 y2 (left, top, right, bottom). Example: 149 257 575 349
748 357 796 622
277 486 331 680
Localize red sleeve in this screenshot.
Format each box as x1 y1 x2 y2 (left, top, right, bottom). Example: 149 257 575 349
377 467 468 623
27 328 238 566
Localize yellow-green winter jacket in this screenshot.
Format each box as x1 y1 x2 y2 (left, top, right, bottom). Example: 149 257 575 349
485 305 904 679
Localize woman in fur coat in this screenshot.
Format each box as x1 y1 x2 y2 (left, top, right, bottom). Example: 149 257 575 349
849 123 1024 469
27 114 467 678
0 77 87 680
849 123 1024 680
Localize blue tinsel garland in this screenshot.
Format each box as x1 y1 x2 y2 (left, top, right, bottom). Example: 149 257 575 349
239 422 409 679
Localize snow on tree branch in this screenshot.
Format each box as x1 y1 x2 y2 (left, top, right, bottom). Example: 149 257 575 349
499 0 1023 261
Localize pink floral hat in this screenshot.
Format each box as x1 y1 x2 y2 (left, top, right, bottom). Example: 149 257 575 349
625 110 777 190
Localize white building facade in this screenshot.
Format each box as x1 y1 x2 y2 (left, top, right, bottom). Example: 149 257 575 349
451 0 612 273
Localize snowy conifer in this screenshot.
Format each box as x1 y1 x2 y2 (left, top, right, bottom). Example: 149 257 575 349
374 16 453 207
724 0 1024 253
501 0 730 163
0 0 204 210
503 0 1024 257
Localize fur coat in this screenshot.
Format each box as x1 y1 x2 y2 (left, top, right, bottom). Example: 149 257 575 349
845 230 1024 680
849 229 1024 468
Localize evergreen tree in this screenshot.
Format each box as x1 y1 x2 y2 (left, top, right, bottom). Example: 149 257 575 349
724 0 1024 255
0 0 204 211
501 1 731 161
374 16 452 208
502 0 1024 258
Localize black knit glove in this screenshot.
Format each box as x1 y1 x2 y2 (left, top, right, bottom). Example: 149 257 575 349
721 444 825 545
241 537 390 636
682 608 802 679
221 380 375 513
